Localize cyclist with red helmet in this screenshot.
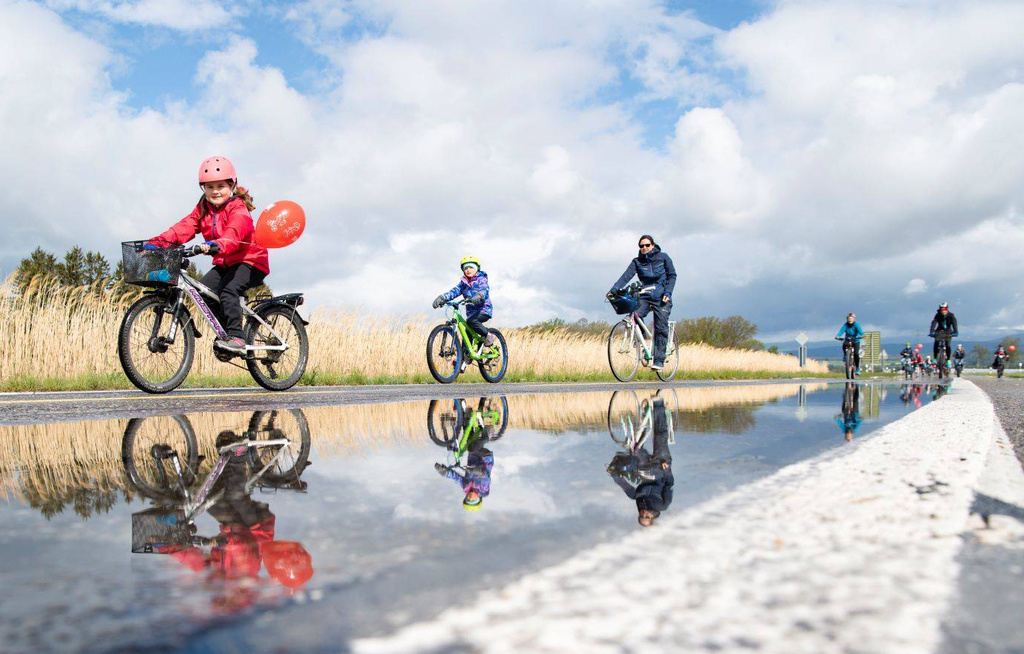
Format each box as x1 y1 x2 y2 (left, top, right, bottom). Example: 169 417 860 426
928 302 959 364
147 156 269 355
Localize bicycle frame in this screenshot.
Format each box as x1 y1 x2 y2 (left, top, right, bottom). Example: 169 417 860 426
445 303 497 362
159 271 289 354
617 311 676 363
181 438 297 521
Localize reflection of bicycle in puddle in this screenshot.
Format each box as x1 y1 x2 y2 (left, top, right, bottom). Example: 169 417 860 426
123 410 314 598
427 397 508 511
605 392 675 527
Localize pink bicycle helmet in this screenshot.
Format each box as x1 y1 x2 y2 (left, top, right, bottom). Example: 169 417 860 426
198 156 237 185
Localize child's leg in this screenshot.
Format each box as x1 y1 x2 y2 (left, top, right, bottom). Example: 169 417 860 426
467 315 490 339
216 264 267 339
199 267 227 326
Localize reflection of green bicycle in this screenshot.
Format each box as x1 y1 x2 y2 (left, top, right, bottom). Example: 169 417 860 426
427 299 509 384
428 396 509 449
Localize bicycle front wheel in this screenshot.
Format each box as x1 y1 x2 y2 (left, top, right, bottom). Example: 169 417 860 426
608 321 640 382
657 335 679 382
607 390 640 443
427 324 462 383
427 399 464 446
118 295 195 394
122 415 198 500
245 305 309 391
479 329 508 383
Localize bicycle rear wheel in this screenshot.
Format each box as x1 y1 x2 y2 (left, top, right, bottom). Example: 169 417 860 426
247 409 311 483
118 295 195 394
122 415 198 500
245 305 309 391
479 329 508 383
427 324 462 383
608 321 640 382
656 334 679 381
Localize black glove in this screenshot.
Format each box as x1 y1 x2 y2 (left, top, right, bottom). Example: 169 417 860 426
433 295 446 309
606 291 616 299
466 294 484 306
434 462 449 476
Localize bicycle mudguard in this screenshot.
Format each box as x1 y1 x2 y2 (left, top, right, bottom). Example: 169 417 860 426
253 294 309 325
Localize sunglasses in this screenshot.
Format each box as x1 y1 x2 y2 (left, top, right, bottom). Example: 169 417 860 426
639 243 654 249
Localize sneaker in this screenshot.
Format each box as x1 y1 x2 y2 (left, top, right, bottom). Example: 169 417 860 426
460 360 468 374
214 337 246 355
483 333 497 348
651 362 664 370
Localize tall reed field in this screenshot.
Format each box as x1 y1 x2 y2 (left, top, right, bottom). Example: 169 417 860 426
0 275 829 390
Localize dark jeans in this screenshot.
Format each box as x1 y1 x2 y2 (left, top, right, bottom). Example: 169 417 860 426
200 264 267 338
933 338 952 361
467 314 490 339
635 298 672 365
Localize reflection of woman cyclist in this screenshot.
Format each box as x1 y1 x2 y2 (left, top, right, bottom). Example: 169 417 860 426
835 384 862 442
608 398 674 527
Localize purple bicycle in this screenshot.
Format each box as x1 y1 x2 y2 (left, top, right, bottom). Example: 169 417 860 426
116 241 309 393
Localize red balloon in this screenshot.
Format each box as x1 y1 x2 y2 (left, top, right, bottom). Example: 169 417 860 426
916 344 923 349
1010 346 1017 352
255 200 305 248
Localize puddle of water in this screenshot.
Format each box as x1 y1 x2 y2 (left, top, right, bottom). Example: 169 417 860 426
0 381 948 653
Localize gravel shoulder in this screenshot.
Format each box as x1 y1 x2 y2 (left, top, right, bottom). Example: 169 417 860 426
353 379 1022 654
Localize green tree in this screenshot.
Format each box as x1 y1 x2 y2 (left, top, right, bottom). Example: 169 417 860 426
14 247 58 291
55 246 87 286
970 344 990 368
83 251 110 284
677 315 764 350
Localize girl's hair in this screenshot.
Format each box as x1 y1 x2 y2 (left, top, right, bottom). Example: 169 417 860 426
198 183 256 218
638 234 656 247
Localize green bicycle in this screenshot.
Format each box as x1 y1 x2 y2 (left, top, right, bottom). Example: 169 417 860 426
427 299 509 384
427 396 510 450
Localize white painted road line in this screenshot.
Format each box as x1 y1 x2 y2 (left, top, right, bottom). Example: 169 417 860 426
353 379 1010 654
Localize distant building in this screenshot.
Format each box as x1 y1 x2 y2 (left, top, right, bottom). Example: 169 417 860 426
862 331 881 370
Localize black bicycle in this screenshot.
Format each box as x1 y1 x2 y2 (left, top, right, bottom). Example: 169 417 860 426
933 330 952 380
837 336 858 380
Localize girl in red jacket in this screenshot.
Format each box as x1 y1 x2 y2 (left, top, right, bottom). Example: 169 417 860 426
148 156 270 354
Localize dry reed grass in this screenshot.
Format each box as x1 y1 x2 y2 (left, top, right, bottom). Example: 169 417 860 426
0 383 825 506
0 275 827 387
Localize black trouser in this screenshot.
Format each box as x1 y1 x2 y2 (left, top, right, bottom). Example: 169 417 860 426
635 298 672 365
200 264 267 338
467 314 490 340
933 338 951 361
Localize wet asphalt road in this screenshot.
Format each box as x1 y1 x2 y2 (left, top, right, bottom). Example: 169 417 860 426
0 378 834 425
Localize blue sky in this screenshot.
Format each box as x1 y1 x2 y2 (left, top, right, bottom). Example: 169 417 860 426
3 0 1024 342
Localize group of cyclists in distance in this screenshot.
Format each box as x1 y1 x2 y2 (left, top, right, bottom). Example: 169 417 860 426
836 302 1013 379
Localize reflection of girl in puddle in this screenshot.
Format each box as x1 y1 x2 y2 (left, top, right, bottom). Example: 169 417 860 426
146 430 313 611
835 383 862 442
436 425 495 512
608 398 674 527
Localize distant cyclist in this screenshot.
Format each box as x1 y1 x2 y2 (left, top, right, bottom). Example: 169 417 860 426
900 342 914 360
954 344 966 372
607 234 677 371
929 302 959 363
834 313 864 374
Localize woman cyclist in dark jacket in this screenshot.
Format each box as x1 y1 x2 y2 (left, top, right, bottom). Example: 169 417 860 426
607 235 677 370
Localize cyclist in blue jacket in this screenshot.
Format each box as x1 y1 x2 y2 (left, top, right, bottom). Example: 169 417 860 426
835 313 865 374
607 235 677 370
